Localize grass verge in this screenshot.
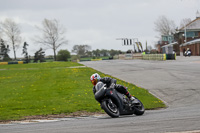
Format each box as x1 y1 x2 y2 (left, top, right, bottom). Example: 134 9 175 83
0 62 165 121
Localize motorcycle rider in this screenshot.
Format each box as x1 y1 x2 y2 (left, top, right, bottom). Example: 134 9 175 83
184 48 191 56
90 73 135 102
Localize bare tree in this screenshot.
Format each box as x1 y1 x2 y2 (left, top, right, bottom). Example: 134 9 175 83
1 18 21 60
0 25 3 39
180 18 192 29
35 18 68 61
154 15 176 36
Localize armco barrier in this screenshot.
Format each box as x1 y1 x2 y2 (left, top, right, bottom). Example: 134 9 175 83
142 54 166 61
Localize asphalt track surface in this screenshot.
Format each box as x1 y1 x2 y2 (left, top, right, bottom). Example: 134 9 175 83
1 57 200 133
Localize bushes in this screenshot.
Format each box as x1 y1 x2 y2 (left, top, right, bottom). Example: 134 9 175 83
57 49 71 61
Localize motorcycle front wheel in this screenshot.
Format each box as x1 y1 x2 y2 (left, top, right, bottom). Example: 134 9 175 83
133 98 145 116
101 99 119 118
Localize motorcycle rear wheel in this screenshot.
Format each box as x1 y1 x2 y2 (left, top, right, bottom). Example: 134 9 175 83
101 100 119 118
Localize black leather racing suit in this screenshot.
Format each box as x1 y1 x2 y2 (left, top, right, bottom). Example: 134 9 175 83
92 77 132 98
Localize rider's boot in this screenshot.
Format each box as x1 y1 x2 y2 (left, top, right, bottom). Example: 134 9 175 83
130 96 135 101
130 96 139 105
123 87 139 105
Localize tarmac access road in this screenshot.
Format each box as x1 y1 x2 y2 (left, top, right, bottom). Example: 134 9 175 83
1 56 200 133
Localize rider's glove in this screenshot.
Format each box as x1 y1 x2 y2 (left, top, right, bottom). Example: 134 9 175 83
110 83 116 89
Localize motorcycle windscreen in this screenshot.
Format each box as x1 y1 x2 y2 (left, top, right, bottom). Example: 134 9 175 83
95 82 105 92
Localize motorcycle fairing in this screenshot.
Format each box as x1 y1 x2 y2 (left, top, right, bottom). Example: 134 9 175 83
105 88 135 115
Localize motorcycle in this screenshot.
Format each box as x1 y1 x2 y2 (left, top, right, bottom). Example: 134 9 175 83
94 82 145 118
184 50 191 57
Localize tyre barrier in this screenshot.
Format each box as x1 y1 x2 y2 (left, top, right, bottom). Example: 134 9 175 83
91 59 102 61
0 61 25 65
142 54 167 61
80 58 103 62
166 54 176 60
0 62 8 65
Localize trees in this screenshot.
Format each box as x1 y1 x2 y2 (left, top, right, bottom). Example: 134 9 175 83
154 15 176 36
92 49 100 57
57 49 71 61
110 49 121 57
0 39 10 61
22 42 29 63
1 18 21 60
72 45 91 57
35 19 68 61
100 49 109 56
180 18 192 28
34 48 45 63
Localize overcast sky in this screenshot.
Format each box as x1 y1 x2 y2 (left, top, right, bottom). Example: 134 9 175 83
0 0 200 57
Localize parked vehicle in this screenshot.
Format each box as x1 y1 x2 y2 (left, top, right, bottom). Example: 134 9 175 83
94 82 145 118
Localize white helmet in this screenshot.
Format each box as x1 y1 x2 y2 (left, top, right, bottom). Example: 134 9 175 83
90 73 101 85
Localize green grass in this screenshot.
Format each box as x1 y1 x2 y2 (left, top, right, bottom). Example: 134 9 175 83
0 62 81 69
0 62 165 121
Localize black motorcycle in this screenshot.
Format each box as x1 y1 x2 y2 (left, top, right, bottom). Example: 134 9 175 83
94 82 145 118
